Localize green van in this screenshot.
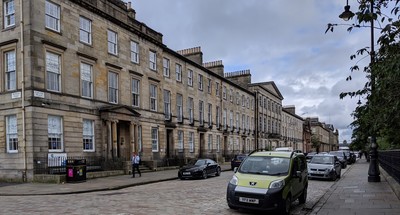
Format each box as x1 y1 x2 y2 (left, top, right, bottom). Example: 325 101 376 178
226 150 308 215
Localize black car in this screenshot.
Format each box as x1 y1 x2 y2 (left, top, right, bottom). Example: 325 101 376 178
328 151 348 169
178 158 221 179
230 154 248 170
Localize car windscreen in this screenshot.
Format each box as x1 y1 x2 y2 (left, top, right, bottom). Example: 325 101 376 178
236 155 247 160
238 156 290 176
329 152 343 158
310 156 334 164
190 160 206 166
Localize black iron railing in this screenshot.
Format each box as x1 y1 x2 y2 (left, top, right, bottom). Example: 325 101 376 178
33 156 124 175
379 150 400 184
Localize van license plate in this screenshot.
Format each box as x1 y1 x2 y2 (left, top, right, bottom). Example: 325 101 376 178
239 197 259 204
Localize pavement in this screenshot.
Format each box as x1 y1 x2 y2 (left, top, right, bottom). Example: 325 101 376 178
309 158 400 215
1 159 399 215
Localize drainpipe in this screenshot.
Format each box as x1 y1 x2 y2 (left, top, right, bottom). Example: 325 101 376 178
20 0 27 182
255 91 259 150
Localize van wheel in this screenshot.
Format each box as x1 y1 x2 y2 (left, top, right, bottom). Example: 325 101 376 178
279 195 291 215
298 186 307 204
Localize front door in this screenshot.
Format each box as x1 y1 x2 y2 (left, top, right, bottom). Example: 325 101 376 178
166 129 174 158
199 133 204 158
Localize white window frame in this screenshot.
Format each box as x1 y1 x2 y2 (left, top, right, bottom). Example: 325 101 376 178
208 134 213 152
236 112 240 130
3 0 15 28
83 119 95 152
215 82 220 97
150 84 157 111
216 106 220 128
198 74 203 90
163 58 170 77
45 0 60 32
216 135 220 152
176 93 183 122
207 103 212 127
48 115 63 152
130 41 139 64
229 110 233 130
79 16 92 45
175 63 182 82
108 71 118 104
46 51 61 92
178 130 184 152
188 69 193 86
81 62 93 98
199 100 204 126
207 78 212 94
6 114 18 153
138 125 142 152
189 131 194 153
107 30 118 55
223 108 227 129
5 50 16 91
164 89 171 120
132 78 140 107
151 127 159 152
149 50 157 71
188 97 194 124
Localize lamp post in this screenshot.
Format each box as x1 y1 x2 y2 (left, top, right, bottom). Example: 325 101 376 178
339 0 380 182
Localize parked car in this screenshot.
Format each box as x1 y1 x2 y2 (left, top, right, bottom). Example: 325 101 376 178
328 151 348 169
308 154 341 181
227 150 308 215
340 150 355 164
306 152 317 162
231 154 248 170
178 158 221 180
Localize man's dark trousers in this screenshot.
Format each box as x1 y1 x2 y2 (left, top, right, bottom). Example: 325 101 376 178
132 163 141 177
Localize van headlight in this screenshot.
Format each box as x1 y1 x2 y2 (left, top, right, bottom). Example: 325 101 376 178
270 179 285 189
229 175 238 185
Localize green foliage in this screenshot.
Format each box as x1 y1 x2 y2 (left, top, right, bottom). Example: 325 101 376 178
331 0 400 149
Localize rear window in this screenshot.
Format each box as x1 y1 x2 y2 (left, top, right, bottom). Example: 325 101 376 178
239 156 290 176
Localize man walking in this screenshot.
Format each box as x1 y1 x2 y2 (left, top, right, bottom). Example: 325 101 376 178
131 152 141 178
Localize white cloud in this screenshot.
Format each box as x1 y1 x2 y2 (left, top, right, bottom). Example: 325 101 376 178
129 0 372 143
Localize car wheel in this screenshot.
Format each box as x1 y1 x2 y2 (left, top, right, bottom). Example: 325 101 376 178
338 170 341 179
279 194 291 215
331 172 337 181
202 170 208 179
215 167 221 176
298 186 307 204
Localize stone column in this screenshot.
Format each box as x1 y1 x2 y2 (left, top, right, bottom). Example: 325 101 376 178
106 120 112 159
111 120 118 158
130 122 136 153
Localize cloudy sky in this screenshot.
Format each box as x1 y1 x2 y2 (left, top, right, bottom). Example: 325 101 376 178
127 0 373 143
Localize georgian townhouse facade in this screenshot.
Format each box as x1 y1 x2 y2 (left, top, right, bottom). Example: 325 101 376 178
224 71 284 151
282 106 304 152
0 0 256 181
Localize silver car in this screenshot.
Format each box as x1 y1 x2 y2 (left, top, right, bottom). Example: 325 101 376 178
307 154 341 181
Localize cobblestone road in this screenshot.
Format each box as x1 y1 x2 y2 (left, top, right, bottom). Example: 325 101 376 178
0 171 338 215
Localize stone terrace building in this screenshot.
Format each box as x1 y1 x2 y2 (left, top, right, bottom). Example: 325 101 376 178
282 106 304 152
0 0 256 181
225 71 284 150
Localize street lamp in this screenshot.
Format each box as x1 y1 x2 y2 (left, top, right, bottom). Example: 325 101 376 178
339 0 380 182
